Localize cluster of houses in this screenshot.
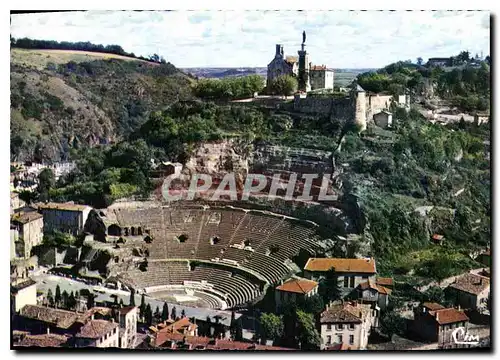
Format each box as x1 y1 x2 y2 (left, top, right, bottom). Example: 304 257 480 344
10 195 491 350
273 256 490 350
12 278 138 348
10 198 91 262
10 161 76 193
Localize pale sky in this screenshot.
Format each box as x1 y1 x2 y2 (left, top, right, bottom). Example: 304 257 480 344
10 10 491 69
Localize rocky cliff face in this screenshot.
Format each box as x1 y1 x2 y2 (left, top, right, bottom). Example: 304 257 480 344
184 139 335 179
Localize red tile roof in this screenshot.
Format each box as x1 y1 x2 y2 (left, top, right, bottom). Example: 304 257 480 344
422 302 446 311
429 308 469 325
156 317 198 341
11 278 37 294
320 301 371 324
432 234 444 241
155 333 293 350
75 319 118 339
449 273 490 295
285 56 298 64
305 258 376 273
19 305 78 329
276 278 318 294
324 343 358 350
39 202 90 212
16 334 69 348
376 277 393 286
310 65 327 71
11 211 43 224
377 285 392 295
118 305 138 315
359 281 392 295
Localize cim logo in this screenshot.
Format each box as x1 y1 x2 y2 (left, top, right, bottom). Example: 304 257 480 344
452 327 479 345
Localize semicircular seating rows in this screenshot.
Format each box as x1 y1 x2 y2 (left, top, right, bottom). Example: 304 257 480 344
111 206 321 308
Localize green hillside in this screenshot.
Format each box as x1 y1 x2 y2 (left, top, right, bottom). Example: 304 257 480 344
10 48 194 162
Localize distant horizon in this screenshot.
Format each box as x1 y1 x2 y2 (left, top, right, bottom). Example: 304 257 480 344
10 10 490 68
180 66 376 71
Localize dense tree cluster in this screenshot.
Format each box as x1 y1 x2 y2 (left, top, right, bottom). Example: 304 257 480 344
269 75 298 96
356 51 490 112
338 111 489 279
192 75 265 100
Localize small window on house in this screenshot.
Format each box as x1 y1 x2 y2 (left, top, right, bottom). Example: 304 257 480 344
349 277 355 288
344 277 349 287
178 234 188 243
337 334 343 343
349 335 354 345
326 335 332 345
349 324 355 330
327 324 332 330
336 324 343 331
362 275 368 280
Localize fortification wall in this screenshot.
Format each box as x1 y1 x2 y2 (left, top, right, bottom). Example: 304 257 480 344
354 92 367 131
291 96 354 122
367 94 393 120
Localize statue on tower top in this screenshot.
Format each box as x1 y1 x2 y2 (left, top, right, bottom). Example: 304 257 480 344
302 30 306 44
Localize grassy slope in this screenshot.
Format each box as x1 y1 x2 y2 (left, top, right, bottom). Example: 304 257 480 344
10 49 193 162
11 48 154 70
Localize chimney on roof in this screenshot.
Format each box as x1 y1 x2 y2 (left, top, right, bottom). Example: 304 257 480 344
275 44 284 57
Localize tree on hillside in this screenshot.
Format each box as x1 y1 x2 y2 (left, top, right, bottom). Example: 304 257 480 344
258 313 284 345
171 306 177 321
161 302 169 322
154 306 161 323
145 303 153 326
417 57 424 66
230 311 237 339
68 291 76 310
129 289 136 306
61 290 69 309
55 285 61 307
270 75 298 97
181 309 186 318
203 316 213 337
140 293 146 319
38 168 55 202
380 312 406 338
296 310 321 350
318 267 342 303
87 293 96 310
281 305 299 348
47 288 54 307
298 294 324 315
149 53 160 63
234 319 243 341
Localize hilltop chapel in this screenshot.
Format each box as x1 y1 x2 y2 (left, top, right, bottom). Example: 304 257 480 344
266 31 334 92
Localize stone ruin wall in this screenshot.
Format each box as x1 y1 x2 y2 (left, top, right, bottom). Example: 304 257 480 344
366 93 394 121
291 96 354 123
